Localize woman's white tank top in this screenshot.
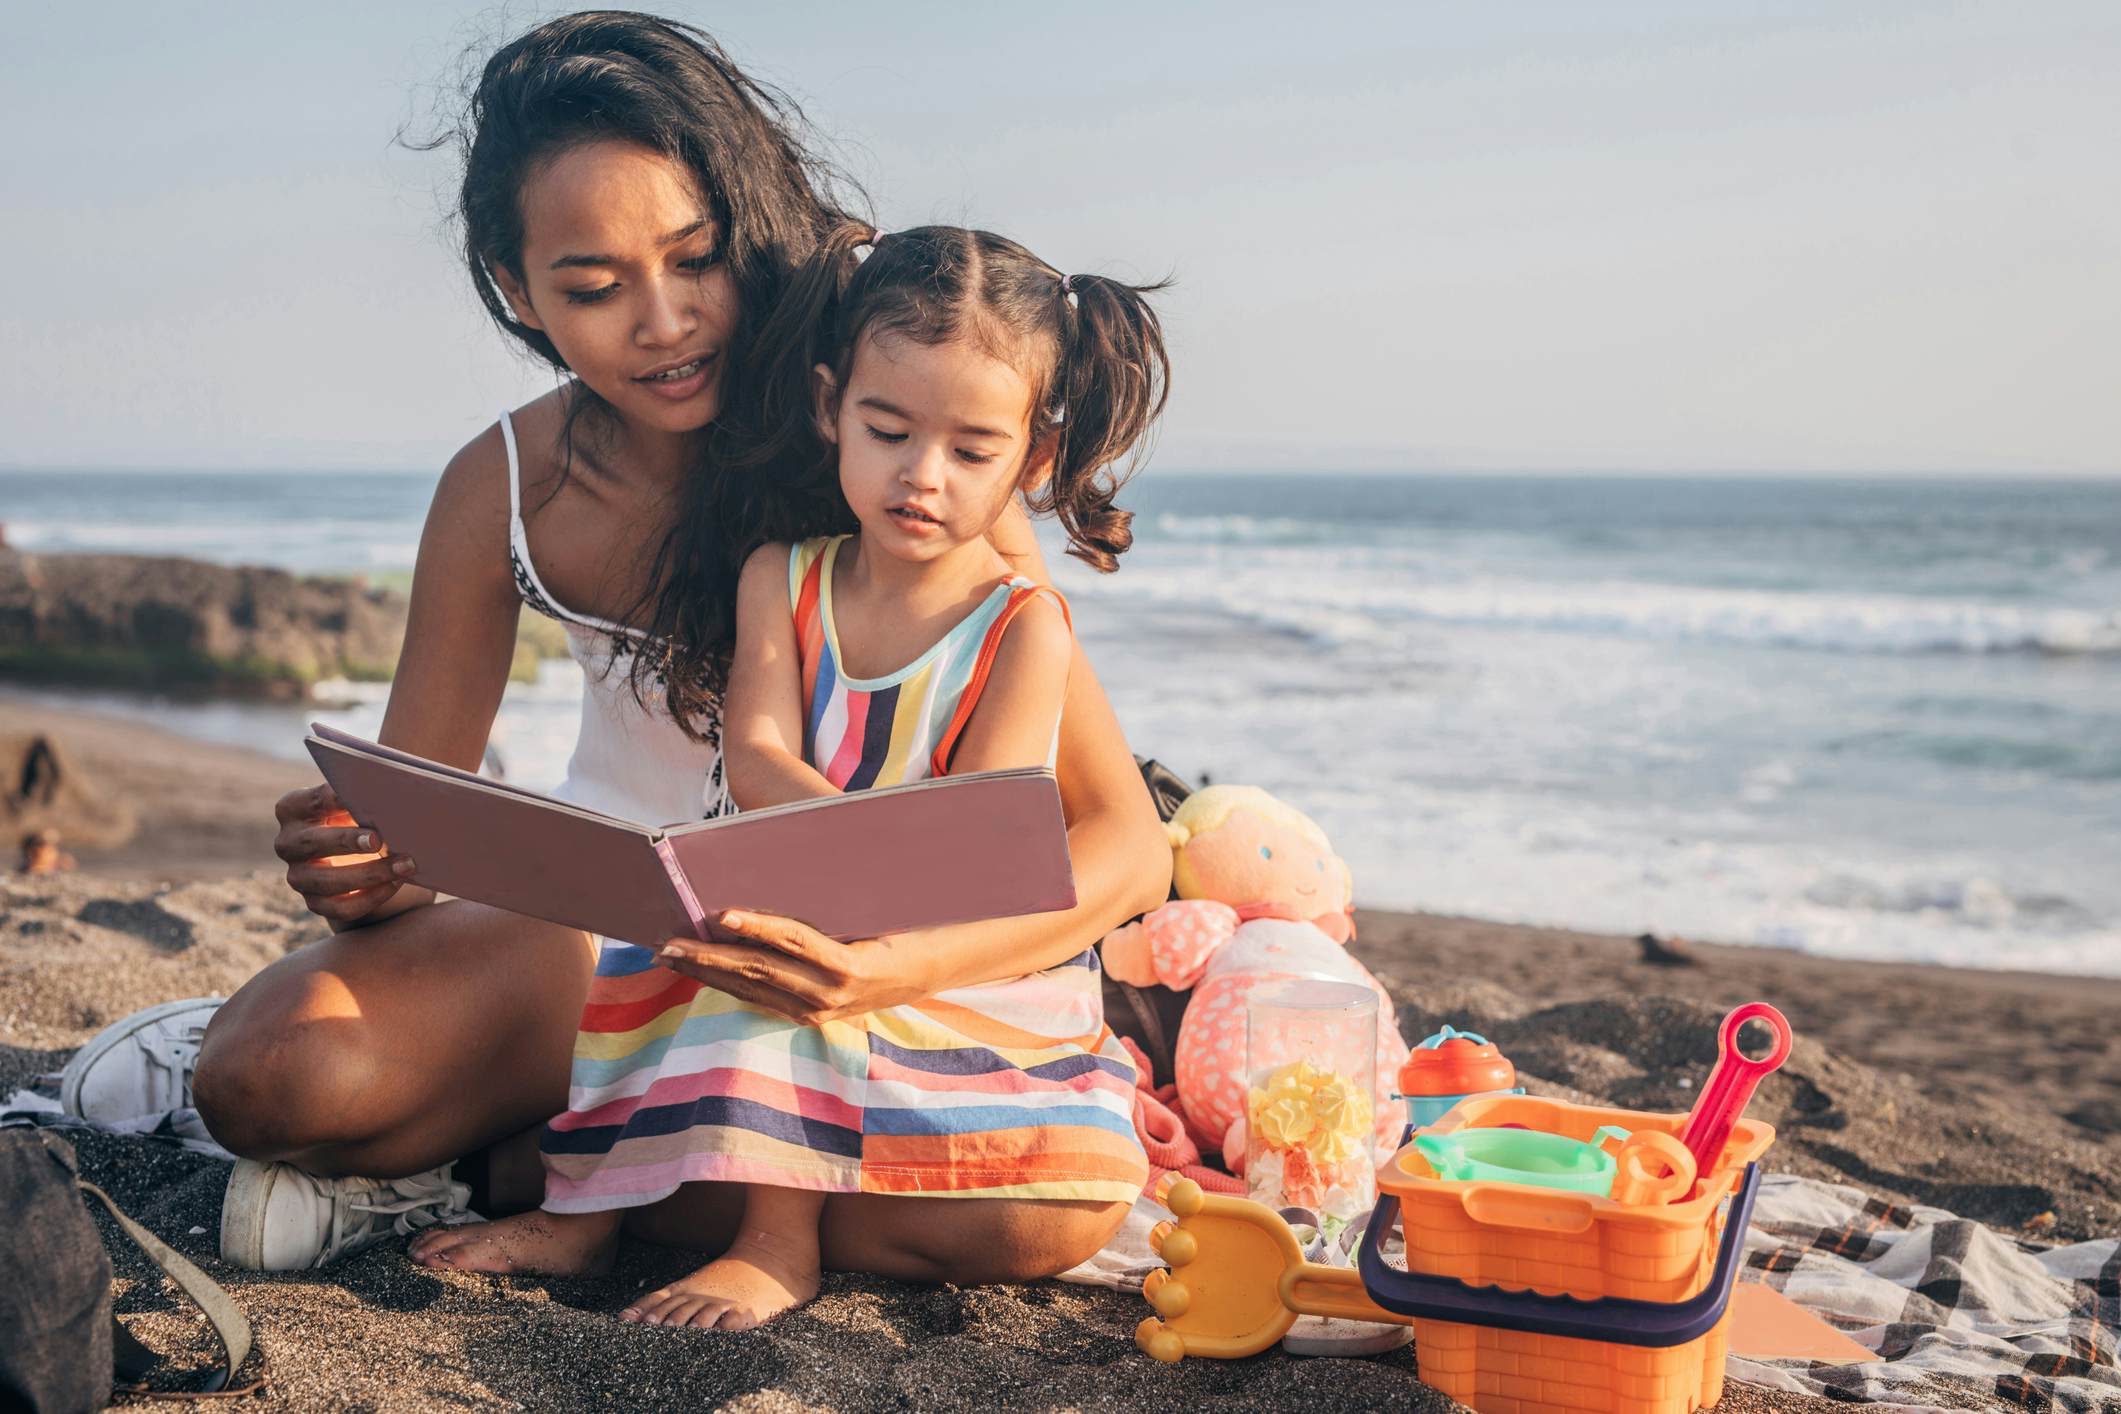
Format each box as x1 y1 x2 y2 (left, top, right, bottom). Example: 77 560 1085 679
500 410 723 826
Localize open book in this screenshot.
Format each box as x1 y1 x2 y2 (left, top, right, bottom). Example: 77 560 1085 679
304 724 1075 945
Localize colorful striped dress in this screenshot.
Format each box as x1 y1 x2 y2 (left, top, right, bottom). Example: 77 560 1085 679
539 535 1148 1211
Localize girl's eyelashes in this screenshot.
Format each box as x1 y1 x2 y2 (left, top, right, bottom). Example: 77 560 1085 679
861 424 999 465
564 285 619 306
680 250 721 273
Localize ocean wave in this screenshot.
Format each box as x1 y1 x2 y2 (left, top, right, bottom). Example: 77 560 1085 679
1087 564 2121 658
7 519 421 571
1298 788 2121 977
1147 512 1347 544
1826 729 2121 780
1801 873 2094 928
1378 582 2121 656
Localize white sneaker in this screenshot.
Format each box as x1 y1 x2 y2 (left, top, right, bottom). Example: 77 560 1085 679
59 996 224 1123
219 1158 479 1270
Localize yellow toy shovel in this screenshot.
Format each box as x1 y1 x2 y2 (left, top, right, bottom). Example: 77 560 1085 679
1136 1174 1408 1362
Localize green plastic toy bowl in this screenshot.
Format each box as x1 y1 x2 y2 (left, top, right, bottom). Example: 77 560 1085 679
1412 1125 1630 1196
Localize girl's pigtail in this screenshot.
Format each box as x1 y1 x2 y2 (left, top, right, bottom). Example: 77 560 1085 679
1039 273 1172 573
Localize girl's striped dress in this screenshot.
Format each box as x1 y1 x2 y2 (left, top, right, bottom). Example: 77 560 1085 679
539 534 1148 1211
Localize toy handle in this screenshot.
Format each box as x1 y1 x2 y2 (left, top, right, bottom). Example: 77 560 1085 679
1281 1263 1405 1325
1610 1131 1697 1207
1459 1185 1597 1234
1411 1133 1461 1180
1358 1164 1764 1348
1416 1024 1488 1050
1677 1002 1791 1181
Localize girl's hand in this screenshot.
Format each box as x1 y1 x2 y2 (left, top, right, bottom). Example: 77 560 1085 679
273 783 419 928
653 910 938 1025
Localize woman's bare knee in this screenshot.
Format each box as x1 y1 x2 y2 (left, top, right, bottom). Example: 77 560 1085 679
195 902 592 1168
195 977 389 1161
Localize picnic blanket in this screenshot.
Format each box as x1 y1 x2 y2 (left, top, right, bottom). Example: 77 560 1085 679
1735 1172 2120 1411
1062 1171 2121 1412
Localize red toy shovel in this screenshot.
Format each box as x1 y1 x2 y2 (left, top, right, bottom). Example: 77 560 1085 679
1677 1002 1793 1186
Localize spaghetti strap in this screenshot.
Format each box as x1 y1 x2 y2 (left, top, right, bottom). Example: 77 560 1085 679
499 409 636 639
500 408 525 525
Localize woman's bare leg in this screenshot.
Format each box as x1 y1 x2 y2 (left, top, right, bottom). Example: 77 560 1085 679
191 899 597 1179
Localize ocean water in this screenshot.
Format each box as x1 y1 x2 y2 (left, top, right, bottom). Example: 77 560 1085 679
5 468 2117 976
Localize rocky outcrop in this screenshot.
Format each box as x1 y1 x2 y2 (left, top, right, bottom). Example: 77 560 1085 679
0 550 406 697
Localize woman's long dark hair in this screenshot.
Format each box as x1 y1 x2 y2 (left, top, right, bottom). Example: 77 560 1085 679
423 11 859 738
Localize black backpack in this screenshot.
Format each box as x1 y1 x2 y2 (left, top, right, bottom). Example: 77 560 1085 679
1100 758 1197 1089
0 1128 254 1412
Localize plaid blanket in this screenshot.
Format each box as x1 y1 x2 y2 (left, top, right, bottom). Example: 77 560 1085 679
1739 1172 2121 1412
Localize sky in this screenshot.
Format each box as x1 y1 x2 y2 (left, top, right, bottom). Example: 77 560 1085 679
2 2 2116 475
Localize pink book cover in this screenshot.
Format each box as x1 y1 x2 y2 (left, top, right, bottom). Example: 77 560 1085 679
304 724 1075 946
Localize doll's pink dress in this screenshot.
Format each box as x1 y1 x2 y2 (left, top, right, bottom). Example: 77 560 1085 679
1120 900 1409 1162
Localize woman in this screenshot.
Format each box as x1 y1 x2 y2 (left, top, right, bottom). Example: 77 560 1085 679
189 12 1169 1286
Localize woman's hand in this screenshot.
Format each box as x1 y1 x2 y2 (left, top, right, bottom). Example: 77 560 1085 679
273 783 422 929
653 910 941 1025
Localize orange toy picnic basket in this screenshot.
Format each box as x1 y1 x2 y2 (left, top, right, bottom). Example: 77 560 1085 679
1359 1094 1775 1414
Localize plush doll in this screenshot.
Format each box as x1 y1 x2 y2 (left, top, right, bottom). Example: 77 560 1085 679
1101 785 1409 1175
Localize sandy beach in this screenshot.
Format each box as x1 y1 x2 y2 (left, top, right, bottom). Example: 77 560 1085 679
3 695 2114 1412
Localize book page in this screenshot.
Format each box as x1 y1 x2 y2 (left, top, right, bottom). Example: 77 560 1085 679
660 769 1075 941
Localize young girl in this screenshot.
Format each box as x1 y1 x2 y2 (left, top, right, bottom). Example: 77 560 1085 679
422 224 1170 1330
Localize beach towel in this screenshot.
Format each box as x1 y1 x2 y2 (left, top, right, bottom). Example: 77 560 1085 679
1060 1170 2121 1412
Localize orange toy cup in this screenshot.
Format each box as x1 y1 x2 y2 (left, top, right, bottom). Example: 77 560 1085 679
1399 1023 1526 1129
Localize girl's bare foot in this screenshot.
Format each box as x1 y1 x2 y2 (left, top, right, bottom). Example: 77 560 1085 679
409 1208 618 1275
621 1226 821 1330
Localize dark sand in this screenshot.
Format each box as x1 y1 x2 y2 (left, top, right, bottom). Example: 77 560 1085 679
3 696 2112 1412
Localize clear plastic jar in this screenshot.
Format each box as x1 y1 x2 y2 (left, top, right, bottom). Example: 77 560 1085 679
1243 978 1379 1223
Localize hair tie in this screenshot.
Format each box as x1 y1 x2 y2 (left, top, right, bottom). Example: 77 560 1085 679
1060 273 1077 295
